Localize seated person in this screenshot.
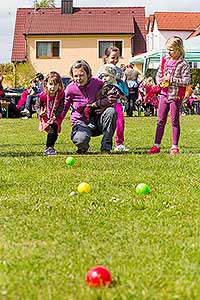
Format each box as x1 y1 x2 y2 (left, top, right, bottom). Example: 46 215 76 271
18 79 38 118
21 73 44 118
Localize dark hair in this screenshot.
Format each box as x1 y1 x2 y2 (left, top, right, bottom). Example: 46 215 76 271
103 46 120 63
43 71 64 94
36 73 44 81
69 59 92 79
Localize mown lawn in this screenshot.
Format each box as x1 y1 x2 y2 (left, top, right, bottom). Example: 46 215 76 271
0 114 200 300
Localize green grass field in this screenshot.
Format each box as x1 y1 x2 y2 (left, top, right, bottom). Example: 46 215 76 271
1 114 200 300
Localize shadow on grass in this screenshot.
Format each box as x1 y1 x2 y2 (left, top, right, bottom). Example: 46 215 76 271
1 147 200 157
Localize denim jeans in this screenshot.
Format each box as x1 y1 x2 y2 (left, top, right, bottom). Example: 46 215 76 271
25 94 37 113
71 107 117 151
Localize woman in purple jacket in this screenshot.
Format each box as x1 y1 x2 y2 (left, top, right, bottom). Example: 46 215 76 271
62 60 117 154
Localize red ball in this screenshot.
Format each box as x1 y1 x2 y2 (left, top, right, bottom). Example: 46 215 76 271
86 266 112 287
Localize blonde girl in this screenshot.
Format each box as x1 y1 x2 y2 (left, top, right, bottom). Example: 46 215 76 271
148 36 190 155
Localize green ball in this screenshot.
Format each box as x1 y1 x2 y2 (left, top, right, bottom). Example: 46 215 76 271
136 183 150 195
66 156 75 166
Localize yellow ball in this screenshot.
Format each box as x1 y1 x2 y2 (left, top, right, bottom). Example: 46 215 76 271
160 81 169 88
77 182 91 193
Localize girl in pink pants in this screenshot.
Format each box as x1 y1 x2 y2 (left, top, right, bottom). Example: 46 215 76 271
148 36 190 155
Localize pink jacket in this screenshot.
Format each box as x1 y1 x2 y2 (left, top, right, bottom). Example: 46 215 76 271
16 89 29 109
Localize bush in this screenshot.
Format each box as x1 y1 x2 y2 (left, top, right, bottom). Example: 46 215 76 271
0 62 36 88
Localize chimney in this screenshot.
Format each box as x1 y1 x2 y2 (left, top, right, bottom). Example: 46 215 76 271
61 0 73 14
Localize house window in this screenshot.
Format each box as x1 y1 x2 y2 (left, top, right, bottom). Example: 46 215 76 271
36 41 60 58
98 41 123 58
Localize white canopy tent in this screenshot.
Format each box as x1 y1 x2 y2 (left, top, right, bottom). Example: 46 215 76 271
129 36 200 74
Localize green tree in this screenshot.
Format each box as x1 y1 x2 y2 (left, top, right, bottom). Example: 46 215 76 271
33 0 56 8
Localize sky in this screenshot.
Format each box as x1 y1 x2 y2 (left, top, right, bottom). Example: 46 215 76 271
0 0 199 63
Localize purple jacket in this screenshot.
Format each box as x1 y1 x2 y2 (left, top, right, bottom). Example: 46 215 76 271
62 77 104 125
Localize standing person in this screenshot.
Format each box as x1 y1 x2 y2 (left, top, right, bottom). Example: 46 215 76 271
148 36 190 155
143 77 159 116
124 63 142 117
62 59 117 154
97 46 122 79
35 71 65 156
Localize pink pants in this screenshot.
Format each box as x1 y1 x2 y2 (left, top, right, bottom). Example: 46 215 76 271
154 94 182 146
115 103 125 146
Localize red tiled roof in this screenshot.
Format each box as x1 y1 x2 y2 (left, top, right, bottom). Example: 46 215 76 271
12 6 146 62
12 9 29 61
154 12 200 31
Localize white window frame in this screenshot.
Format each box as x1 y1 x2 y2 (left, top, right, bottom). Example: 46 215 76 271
35 40 61 59
97 39 124 58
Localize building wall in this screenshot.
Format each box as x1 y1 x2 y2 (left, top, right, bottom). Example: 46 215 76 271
146 24 192 51
27 34 132 76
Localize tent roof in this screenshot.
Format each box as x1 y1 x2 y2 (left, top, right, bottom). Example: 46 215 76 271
130 36 200 73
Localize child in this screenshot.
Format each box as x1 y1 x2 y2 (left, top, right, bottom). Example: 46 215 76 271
148 36 190 155
93 64 129 152
17 79 38 117
35 71 65 156
97 46 122 79
85 64 129 151
96 46 129 151
143 77 159 116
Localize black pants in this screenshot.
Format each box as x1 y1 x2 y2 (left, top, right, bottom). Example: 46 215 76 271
46 123 58 147
126 91 138 117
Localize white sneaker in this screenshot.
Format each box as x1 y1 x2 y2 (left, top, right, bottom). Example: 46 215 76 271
114 144 129 152
21 108 30 117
